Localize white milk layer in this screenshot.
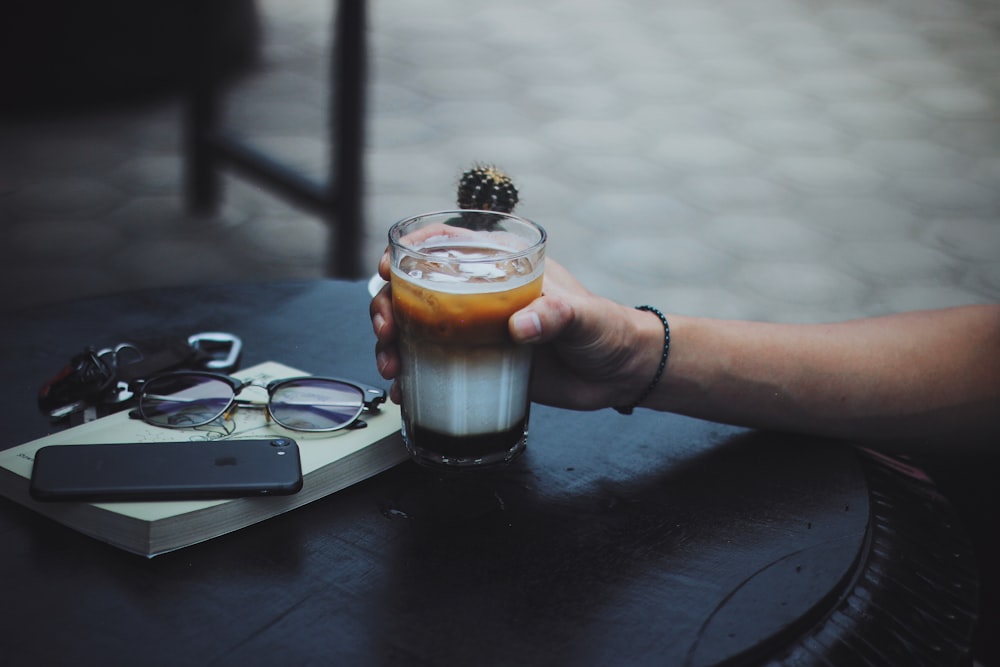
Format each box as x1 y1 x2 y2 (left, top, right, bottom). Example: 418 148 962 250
399 338 532 436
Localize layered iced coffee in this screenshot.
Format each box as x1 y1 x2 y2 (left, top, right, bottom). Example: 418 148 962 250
389 211 546 470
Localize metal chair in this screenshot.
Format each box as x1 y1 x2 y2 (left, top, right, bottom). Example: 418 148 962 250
184 0 367 278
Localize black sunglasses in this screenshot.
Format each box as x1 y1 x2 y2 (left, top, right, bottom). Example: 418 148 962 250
130 371 386 432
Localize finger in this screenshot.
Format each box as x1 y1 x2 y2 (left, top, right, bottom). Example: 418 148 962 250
382 223 480 278
369 283 395 342
389 379 402 405
509 295 575 344
375 339 400 379
378 250 391 280
396 221 479 246
508 259 594 344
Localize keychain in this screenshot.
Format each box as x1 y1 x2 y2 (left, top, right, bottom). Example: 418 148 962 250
38 332 242 423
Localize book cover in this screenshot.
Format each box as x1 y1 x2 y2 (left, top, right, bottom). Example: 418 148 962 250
0 361 407 557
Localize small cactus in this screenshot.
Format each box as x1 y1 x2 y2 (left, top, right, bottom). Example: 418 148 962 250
455 164 519 229
457 164 519 213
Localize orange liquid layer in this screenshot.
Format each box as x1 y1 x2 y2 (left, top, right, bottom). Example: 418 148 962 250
391 273 543 344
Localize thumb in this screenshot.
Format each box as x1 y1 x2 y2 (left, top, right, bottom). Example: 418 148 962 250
509 295 575 344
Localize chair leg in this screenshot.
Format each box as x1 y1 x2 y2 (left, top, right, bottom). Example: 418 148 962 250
328 0 368 279
184 1 225 216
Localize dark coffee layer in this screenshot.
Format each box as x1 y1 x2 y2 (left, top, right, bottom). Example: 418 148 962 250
406 418 527 460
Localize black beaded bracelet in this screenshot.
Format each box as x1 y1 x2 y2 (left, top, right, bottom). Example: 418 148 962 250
614 305 671 415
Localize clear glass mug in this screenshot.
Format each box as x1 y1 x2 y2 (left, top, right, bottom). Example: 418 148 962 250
388 210 547 471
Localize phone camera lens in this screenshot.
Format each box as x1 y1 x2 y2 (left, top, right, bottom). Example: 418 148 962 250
270 438 291 447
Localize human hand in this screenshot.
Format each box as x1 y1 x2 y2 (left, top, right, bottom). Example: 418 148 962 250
370 252 403 403
370 255 661 411
505 261 662 410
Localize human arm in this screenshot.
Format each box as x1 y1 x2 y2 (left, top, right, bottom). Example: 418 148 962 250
372 257 1000 450
511 266 1000 450
639 306 999 449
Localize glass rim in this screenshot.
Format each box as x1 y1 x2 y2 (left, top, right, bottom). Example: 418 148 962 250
388 209 547 264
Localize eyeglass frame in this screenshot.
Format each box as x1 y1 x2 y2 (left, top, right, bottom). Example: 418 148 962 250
129 371 387 433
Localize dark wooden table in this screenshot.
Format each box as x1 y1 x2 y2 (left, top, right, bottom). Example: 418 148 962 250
0 280 979 666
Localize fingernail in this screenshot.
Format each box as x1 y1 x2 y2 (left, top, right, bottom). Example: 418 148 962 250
512 311 542 341
373 312 386 336
376 350 390 375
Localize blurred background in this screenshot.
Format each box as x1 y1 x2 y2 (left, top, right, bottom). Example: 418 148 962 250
1 0 998 321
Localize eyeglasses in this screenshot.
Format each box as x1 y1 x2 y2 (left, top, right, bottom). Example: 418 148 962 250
131 371 386 432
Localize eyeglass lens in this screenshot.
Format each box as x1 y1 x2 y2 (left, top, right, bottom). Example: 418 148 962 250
267 378 365 431
139 375 366 432
140 374 233 428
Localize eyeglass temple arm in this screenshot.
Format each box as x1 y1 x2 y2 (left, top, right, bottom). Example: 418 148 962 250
339 379 386 411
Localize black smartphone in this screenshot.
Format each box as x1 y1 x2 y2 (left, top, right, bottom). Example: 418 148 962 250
29 438 303 502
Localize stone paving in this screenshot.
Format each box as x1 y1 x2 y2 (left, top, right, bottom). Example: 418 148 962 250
2 0 998 322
